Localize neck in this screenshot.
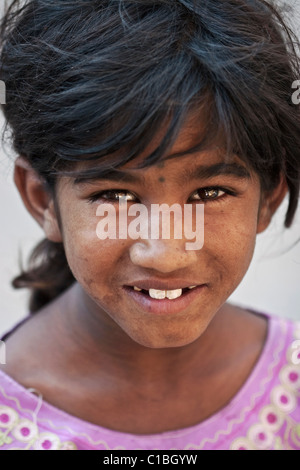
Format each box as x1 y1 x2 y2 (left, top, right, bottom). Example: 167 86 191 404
58 282 224 388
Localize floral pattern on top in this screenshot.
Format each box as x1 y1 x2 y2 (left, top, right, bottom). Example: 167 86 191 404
0 405 77 450
230 326 300 450
0 314 299 450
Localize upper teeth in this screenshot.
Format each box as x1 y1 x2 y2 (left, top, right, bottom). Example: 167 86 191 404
133 286 197 300
150 288 182 300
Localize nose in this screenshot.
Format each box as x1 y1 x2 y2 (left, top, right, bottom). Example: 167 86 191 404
129 238 198 273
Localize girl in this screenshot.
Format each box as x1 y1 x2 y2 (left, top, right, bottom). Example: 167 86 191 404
0 0 299 451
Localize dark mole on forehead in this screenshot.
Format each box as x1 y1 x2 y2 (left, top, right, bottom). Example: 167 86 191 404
158 176 165 183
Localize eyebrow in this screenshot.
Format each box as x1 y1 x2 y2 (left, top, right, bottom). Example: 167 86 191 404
73 162 251 186
184 162 251 182
73 168 144 185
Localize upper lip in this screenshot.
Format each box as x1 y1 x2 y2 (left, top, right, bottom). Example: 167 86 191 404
125 280 205 291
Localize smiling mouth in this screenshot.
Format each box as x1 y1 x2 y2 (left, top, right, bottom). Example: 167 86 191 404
123 283 207 315
125 286 197 300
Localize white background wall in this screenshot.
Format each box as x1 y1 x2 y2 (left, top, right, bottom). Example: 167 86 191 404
0 0 300 336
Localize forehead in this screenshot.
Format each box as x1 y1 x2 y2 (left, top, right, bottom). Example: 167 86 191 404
72 109 243 175
58 106 257 195
69 155 252 194
126 109 226 167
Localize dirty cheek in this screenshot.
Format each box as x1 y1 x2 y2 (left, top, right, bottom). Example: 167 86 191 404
203 210 258 278
59 209 108 282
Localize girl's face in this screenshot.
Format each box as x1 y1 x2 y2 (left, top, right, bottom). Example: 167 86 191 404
48 118 284 349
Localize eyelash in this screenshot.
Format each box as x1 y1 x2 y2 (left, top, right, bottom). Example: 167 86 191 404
87 187 237 204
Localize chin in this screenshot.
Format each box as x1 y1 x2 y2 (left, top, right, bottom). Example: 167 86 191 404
128 329 203 350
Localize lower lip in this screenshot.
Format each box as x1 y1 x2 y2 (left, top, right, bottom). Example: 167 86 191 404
123 285 207 315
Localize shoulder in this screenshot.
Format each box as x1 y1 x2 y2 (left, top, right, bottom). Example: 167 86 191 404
260 312 299 362
0 301 71 387
246 311 300 400
229 312 300 450
0 368 78 450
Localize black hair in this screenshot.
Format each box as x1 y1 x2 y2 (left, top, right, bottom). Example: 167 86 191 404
0 0 300 313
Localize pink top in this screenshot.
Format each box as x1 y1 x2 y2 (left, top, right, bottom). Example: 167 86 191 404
0 313 299 450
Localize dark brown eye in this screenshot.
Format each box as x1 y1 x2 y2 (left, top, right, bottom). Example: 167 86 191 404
192 188 226 201
101 191 136 201
88 190 137 203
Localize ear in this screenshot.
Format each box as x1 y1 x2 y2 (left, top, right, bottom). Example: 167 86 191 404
256 172 288 234
14 156 63 243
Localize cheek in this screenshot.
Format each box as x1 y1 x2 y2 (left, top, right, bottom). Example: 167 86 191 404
204 206 259 281
60 208 126 286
